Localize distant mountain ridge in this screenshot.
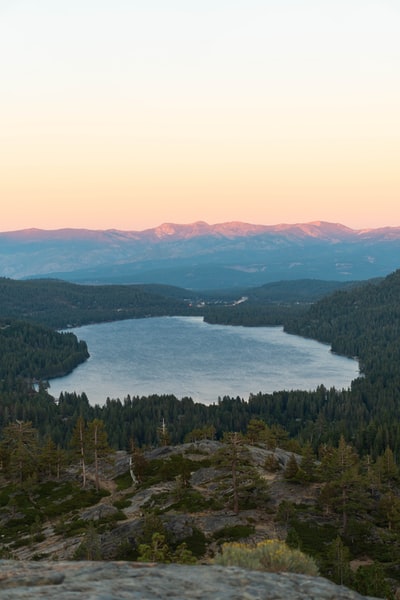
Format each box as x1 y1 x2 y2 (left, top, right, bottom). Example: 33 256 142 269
4 219 396 241
1 220 400 288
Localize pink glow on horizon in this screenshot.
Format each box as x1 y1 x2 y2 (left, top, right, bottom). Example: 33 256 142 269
1 1 399 234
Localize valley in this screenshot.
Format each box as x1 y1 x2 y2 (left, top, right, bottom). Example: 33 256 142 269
1 265 400 597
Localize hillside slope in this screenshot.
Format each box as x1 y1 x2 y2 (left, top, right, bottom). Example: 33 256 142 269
0 438 392 598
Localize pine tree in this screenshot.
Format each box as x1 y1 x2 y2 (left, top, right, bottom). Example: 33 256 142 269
0 420 39 484
73 522 102 560
137 532 171 563
213 432 268 514
325 536 351 586
374 446 399 489
284 454 299 481
215 432 245 514
157 418 170 447
297 442 317 482
129 439 148 485
39 436 66 480
353 563 394 599
70 416 88 488
246 418 268 444
266 424 289 450
276 500 296 527
86 419 112 491
379 491 400 530
319 437 364 533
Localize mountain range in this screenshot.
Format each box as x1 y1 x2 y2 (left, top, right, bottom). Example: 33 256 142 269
1 220 400 288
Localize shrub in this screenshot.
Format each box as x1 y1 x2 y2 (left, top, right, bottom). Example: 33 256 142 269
137 532 196 564
264 454 281 472
290 520 337 558
114 471 135 491
213 524 255 542
72 522 102 561
214 539 319 576
113 498 131 510
170 489 213 512
178 527 208 558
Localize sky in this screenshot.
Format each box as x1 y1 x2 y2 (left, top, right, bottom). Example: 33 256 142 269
1 0 399 232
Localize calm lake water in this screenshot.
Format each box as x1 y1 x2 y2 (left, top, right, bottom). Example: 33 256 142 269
49 316 359 405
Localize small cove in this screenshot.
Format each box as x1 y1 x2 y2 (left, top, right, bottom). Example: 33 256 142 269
49 316 360 405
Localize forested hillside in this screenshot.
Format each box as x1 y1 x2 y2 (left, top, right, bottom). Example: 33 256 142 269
0 320 89 385
202 279 365 326
286 270 400 384
0 276 353 329
0 270 400 457
245 278 361 303
2 271 400 596
0 278 192 328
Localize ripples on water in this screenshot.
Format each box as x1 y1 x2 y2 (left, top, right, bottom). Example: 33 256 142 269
49 316 359 405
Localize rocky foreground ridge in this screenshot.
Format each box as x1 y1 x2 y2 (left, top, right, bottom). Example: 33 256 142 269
3 442 315 562
1 440 396 598
0 560 380 600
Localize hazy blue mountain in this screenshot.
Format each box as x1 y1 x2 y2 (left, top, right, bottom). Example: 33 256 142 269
1 220 400 288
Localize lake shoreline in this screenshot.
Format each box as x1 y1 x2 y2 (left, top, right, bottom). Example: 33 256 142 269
49 316 359 406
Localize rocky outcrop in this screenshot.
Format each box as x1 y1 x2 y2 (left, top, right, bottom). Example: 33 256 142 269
0 561 381 600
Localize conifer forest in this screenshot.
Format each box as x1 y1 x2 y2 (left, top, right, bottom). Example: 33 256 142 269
2 272 400 597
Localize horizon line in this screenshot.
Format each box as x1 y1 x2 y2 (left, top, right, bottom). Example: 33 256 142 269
1 219 400 236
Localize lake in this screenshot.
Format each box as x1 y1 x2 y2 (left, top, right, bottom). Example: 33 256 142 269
49 316 359 405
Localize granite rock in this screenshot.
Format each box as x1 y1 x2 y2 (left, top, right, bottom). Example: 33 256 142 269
0 561 381 600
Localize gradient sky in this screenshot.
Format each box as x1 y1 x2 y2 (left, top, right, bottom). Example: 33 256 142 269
1 0 399 232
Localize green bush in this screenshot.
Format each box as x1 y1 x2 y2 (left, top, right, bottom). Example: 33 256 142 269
0 485 15 507
114 471 134 491
35 482 109 518
177 527 208 558
264 455 281 472
214 539 319 576
113 498 131 510
138 455 207 489
290 519 337 557
114 540 137 561
353 563 394 600
170 489 214 512
213 524 255 542
54 518 87 537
